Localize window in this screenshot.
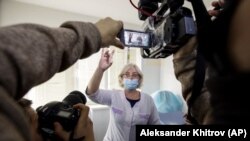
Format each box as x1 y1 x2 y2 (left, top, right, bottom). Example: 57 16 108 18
25 47 140 108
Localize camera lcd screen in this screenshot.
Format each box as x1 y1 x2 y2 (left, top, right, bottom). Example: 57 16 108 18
57 111 71 118
120 29 151 48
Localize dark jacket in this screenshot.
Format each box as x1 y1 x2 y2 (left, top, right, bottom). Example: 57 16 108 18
173 50 211 124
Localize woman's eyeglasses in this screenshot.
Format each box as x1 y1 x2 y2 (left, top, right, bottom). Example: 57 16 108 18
122 73 139 79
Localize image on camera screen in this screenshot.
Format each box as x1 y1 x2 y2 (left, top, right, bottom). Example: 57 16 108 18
123 30 151 48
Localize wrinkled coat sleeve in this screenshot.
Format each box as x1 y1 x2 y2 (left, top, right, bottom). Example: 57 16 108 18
173 51 211 124
0 21 101 141
0 21 101 99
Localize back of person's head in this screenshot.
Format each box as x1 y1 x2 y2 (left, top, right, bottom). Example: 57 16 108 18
151 90 185 125
18 98 45 141
18 98 33 120
18 98 32 108
151 90 183 113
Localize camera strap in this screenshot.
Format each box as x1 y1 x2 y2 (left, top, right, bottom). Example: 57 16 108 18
187 46 206 125
184 1 210 124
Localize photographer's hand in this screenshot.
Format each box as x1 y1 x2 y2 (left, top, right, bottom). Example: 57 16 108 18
98 48 115 71
72 104 94 141
208 0 225 17
54 122 70 141
53 104 94 141
95 17 124 49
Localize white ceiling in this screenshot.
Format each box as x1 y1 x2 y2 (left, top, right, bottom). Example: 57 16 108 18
12 0 213 26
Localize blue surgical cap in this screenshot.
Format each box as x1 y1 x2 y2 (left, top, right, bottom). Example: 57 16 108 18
151 90 184 113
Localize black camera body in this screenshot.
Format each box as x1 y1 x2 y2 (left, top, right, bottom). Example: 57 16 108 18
36 91 87 140
138 0 196 58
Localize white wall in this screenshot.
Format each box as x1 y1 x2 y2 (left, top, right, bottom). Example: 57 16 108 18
141 56 182 95
160 56 182 95
140 54 187 112
89 105 110 141
0 0 141 28
141 59 161 94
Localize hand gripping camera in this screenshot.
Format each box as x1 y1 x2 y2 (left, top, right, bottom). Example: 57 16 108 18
138 0 197 58
36 90 87 140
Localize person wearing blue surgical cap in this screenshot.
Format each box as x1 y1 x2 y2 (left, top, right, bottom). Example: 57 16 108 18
151 90 186 125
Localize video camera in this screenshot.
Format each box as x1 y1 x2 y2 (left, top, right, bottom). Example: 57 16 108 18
36 90 87 140
138 0 197 58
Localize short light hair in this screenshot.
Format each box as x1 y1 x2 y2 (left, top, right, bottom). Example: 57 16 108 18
118 63 143 88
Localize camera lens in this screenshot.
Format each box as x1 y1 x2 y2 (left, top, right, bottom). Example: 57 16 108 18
62 90 87 106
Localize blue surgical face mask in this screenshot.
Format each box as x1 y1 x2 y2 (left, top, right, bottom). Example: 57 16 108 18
123 78 139 90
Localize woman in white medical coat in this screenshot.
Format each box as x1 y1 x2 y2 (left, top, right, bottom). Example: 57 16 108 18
85 49 161 141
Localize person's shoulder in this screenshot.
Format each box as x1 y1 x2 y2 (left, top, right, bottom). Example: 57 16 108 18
140 92 156 108
111 89 123 94
140 92 153 100
140 91 148 96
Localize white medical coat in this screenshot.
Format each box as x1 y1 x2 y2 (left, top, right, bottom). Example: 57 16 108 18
87 89 161 141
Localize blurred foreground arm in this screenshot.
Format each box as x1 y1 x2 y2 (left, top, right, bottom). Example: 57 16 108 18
228 0 250 71
0 17 123 141
0 17 123 100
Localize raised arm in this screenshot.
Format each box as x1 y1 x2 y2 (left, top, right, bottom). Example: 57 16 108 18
86 49 114 95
